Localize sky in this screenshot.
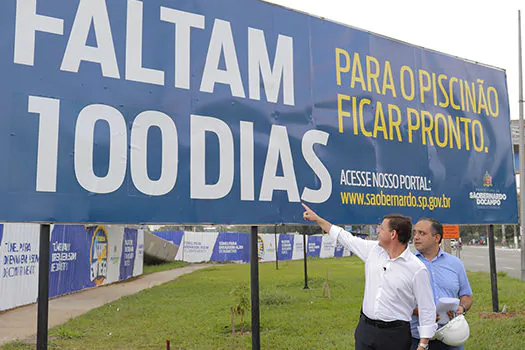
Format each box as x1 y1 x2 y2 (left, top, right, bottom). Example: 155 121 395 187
268 0 524 121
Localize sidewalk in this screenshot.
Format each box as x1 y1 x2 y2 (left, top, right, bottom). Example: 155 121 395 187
0 264 211 346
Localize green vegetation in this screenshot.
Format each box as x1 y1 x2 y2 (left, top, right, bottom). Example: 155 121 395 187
2 258 525 349
142 261 189 275
229 284 250 335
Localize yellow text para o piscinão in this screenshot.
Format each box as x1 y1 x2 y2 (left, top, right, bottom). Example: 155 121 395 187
334 48 501 153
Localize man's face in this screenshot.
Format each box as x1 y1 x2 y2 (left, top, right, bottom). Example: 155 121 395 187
413 220 439 252
377 219 393 246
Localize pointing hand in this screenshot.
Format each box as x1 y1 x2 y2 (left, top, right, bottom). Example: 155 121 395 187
302 203 319 223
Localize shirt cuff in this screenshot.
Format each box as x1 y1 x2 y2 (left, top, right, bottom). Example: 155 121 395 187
418 324 437 339
328 225 340 241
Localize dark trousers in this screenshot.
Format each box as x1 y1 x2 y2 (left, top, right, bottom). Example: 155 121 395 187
355 314 411 350
410 338 464 350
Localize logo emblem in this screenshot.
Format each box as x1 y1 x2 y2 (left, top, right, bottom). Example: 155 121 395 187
257 235 264 261
90 226 108 286
483 171 492 187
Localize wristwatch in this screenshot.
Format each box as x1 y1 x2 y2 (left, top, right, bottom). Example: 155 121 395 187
460 304 468 315
418 343 429 349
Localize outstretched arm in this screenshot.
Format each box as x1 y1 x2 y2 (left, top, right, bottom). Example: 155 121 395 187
302 202 376 261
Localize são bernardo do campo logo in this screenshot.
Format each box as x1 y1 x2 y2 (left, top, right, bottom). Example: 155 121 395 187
468 171 507 208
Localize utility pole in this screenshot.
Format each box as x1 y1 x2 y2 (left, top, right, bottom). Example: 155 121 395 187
487 225 499 312
518 10 525 281
303 233 309 289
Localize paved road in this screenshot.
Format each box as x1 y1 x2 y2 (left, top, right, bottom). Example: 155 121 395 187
457 245 523 279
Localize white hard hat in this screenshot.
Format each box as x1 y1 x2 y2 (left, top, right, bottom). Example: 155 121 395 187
432 314 470 346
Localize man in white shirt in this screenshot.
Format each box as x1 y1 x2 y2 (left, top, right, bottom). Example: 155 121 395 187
302 204 437 350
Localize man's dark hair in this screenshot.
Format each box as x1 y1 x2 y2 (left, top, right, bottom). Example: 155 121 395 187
384 214 412 244
418 218 444 243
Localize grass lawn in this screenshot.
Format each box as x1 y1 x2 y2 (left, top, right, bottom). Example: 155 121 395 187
2 257 525 349
143 261 189 275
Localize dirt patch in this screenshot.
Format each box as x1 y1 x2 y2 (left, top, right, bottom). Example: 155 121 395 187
479 312 517 319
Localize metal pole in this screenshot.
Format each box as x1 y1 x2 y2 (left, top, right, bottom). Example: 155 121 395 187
250 226 260 350
514 225 518 249
518 10 525 281
303 233 309 289
274 225 279 270
37 224 51 350
181 231 185 262
487 225 499 312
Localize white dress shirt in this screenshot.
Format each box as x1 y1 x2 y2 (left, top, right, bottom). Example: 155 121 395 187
330 226 437 339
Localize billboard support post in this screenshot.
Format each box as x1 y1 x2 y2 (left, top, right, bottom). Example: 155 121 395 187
487 224 499 312
250 226 260 350
303 233 309 290
518 10 525 281
37 224 50 350
274 225 279 270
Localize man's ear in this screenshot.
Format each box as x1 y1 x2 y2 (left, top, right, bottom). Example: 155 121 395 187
391 229 398 241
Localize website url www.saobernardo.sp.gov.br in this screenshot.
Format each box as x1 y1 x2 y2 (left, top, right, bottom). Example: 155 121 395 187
340 191 451 210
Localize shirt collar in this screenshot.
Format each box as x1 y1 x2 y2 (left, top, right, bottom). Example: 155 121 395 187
415 248 445 260
394 245 412 261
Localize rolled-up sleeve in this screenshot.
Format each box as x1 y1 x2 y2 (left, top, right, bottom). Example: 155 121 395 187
413 267 437 338
329 226 376 261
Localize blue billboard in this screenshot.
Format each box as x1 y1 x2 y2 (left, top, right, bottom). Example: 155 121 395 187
0 0 517 224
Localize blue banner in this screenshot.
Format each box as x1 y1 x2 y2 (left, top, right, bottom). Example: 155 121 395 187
307 236 322 257
334 242 345 258
277 234 294 260
119 228 137 280
49 225 140 298
0 0 517 224
210 232 250 262
153 231 184 246
49 225 91 298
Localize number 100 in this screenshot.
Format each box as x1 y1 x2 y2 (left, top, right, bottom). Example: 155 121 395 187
29 95 179 195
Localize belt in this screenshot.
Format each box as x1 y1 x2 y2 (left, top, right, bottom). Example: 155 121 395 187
360 311 409 329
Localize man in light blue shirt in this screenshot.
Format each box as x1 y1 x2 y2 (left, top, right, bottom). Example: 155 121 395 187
410 218 473 350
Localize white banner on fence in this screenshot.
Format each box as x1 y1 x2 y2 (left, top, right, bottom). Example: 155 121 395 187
320 235 336 258
106 226 124 285
292 234 305 260
258 234 277 262
133 230 144 277
0 224 40 311
175 232 219 263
